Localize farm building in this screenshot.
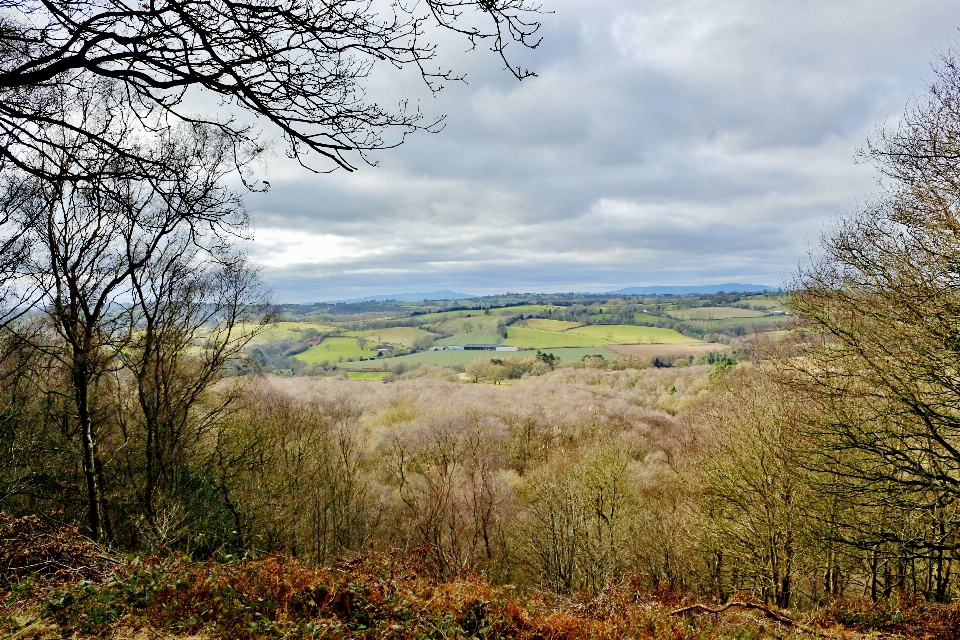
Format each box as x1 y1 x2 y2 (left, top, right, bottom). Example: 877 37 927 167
431 345 519 352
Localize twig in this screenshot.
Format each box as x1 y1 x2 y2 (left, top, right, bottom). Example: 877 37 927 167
669 601 830 637
670 601 794 624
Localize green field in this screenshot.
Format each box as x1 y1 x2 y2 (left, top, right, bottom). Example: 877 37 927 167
684 315 789 329
565 324 697 344
667 306 770 320
295 337 379 364
403 304 559 325
436 316 503 333
495 304 561 315
742 296 788 309
241 322 338 344
346 371 389 381
633 312 663 324
518 318 583 331
503 326 610 348
434 331 502 346
406 309 485 323
344 326 435 347
339 347 617 370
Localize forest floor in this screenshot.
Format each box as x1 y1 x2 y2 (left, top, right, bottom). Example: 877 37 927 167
2 514 957 640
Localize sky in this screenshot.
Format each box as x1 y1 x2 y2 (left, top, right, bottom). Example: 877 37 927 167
243 0 960 303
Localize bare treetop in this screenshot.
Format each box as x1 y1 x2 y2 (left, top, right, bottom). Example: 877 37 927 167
0 0 542 176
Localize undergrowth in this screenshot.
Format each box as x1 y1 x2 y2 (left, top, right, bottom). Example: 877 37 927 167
2 513 959 639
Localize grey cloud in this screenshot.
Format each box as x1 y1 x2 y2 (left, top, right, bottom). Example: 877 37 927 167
244 0 960 302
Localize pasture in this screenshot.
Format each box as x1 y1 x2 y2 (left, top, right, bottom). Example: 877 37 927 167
564 324 697 344
633 312 663 324
295 337 378 364
504 327 611 348
344 326 436 347
436 316 502 334
518 318 584 331
407 304 559 325
346 371 389 381
434 331 503 346
241 321 338 344
667 306 770 320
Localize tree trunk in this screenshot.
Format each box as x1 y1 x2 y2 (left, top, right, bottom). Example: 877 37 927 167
75 358 105 542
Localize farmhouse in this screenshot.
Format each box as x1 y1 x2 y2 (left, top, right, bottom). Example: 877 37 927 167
431 344 519 352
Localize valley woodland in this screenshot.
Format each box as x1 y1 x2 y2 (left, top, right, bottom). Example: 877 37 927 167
8 2 960 632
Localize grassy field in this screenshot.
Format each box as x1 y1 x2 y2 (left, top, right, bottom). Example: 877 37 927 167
346 371 389 381
518 318 583 331
242 322 338 344
404 304 559 325
667 306 770 320
344 326 435 347
504 326 611 348
743 296 788 309
436 316 502 333
295 337 378 364
495 304 561 315
339 347 617 370
633 312 664 324
434 331 502 346
565 324 697 344
685 315 788 330
406 309 485 323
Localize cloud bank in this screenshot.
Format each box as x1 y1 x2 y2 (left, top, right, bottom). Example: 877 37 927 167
243 0 960 302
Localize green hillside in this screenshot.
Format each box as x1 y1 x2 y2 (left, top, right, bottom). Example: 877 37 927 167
565 324 697 344
504 327 611 348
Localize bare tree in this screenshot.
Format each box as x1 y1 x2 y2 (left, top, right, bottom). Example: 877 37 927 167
1 96 254 540
117 239 269 546
0 0 543 178
786 48 960 600
694 365 814 608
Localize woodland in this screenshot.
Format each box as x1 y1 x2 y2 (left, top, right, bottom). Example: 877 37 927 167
4 0 960 637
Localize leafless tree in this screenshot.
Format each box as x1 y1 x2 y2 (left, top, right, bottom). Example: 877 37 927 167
0 90 258 540
0 0 543 179
786 48 960 600
117 239 269 546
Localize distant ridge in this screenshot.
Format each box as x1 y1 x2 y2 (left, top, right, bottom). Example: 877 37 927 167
609 283 778 295
328 290 478 303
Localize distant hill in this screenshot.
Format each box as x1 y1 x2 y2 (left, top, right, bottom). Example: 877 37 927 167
609 283 778 295
328 290 478 303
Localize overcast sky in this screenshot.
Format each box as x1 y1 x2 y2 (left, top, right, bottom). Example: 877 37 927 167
243 0 960 303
